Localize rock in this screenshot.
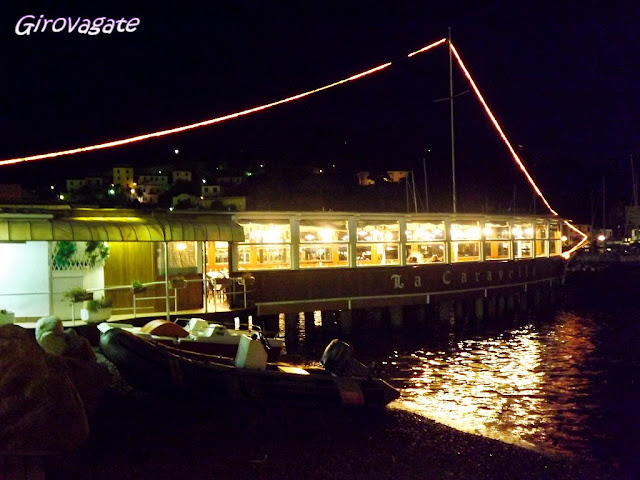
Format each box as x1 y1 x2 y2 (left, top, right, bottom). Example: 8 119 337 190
35 316 96 361
0 325 90 453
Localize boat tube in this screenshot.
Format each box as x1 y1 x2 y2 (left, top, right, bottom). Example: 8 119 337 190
100 328 400 408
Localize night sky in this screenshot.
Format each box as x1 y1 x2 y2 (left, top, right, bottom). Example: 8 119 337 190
1 1 638 222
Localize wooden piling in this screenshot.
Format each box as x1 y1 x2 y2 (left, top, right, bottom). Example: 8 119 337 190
304 311 315 341
284 312 299 352
338 310 353 336
388 306 404 331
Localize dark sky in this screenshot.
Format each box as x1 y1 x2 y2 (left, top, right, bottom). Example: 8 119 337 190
1 1 638 222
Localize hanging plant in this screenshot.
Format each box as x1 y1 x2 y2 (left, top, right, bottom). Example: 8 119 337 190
86 241 110 267
53 241 77 269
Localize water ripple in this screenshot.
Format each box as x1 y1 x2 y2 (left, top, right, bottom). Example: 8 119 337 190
386 311 601 457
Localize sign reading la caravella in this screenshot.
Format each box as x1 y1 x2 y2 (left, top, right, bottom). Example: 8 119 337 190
390 262 540 291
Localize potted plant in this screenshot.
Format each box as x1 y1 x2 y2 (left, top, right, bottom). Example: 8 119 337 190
62 286 93 303
0 309 15 325
80 296 113 323
132 280 146 294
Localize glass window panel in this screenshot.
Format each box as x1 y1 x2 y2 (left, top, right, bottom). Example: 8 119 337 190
299 245 348 268
300 219 349 243
206 241 229 274
158 241 199 275
238 246 290 269
406 243 444 263
405 221 445 242
535 240 547 257
356 244 399 266
484 241 510 260
549 223 561 255
299 219 349 268
240 221 290 244
238 220 291 270
515 241 533 258
535 222 548 239
451 221 481 241
238 245 251 264
483 220 510 240
451 241 480 262
356 220 399 242
356 220 399 266
513 222 534 239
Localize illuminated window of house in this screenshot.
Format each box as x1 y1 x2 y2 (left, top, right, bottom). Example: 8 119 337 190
450 221 481 262
535 221 548 257
549 222 561 255
238 221 291 270
405 221 445 264
299 219 349 268
356 220 400 266
513 221 534 258
483 220 511 260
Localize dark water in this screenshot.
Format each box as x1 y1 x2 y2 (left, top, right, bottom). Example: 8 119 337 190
279 266 640 474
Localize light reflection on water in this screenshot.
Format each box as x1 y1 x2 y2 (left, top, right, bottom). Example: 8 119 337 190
384 312 599 456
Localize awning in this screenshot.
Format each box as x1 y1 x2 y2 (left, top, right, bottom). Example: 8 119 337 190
0 216 245 242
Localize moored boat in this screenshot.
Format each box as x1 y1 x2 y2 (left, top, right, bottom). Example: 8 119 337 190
99 327 400 408
98 318 284 361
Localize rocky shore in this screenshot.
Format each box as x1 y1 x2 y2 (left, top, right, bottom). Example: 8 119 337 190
40 354 619 480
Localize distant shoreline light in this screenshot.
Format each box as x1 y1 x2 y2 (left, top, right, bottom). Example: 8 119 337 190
15 15 140 36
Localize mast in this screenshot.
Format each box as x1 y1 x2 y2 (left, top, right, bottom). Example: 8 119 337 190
631 154 638 207
412 171 418 212
602 176 606 240
423 154 429 212
448 27 456 213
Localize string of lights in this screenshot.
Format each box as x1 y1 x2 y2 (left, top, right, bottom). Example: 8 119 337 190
0 39 446 167
447 42 588 248
449 43 557 216
0 35 587 249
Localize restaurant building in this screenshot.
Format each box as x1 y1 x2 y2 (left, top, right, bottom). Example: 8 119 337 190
0 206 567 322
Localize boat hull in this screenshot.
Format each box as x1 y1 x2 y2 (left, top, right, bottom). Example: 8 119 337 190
100 328 399 408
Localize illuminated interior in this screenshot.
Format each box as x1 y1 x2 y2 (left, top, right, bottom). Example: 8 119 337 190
513 221 534 259
231 214 566 271
299 219 349 268
484 220 511 260
549 223 561 255
535 221 548 257
237 221 291 270
205 241 230 276
406 221 445 264
450 221 481 262
356 220 400 266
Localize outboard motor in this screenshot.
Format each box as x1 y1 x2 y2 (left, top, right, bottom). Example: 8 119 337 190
321 339 372 377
